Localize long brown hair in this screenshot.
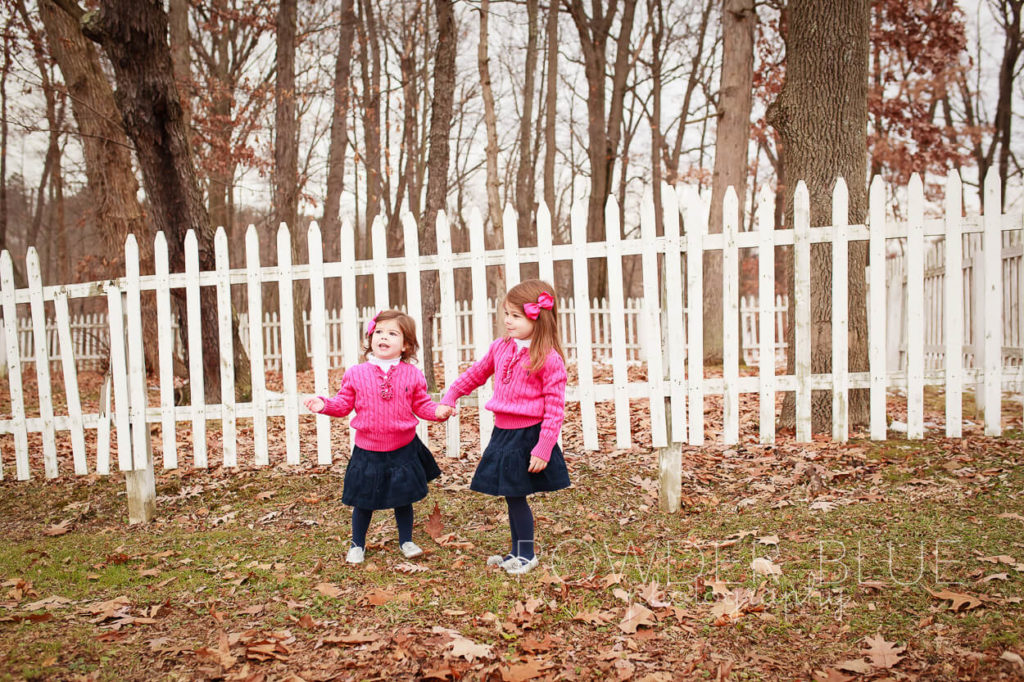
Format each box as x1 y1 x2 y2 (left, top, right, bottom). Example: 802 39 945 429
503 279 564 372
361 309 420 363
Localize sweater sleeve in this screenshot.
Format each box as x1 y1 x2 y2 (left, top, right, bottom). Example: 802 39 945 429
409 367 444 421
530 352 568 461
318 366 358 417
441 338 501 406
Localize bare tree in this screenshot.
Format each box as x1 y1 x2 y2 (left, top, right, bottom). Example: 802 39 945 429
565 0 639 297
51 0 252 402
421 0 456 391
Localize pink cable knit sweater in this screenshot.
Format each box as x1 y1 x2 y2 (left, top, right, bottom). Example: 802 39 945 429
442 337 567 461
316 361 443 451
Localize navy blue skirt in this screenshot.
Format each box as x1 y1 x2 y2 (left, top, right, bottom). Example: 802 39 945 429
470 424 571 497
342 436 441 510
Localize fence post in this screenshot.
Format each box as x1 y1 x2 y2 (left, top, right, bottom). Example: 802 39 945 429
120 291 156 524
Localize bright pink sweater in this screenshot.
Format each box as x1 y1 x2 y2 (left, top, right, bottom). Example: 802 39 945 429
442 337 567 461
315 361 443 451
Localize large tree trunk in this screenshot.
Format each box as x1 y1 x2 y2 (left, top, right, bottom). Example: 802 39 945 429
566 0 638 299
705 0 755 366
421 0 456 392
515 0 540 242
274 0 310 371
58 0 252 403
322 0 357 238
767 0 870 433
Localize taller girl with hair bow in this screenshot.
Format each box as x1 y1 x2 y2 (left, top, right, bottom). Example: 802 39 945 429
304 310 454 564
441 279 571 575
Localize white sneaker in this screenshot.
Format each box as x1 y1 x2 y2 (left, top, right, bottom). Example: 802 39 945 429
486 554 514 567
400 541 423 559
346 546 365 564
504 556 539 575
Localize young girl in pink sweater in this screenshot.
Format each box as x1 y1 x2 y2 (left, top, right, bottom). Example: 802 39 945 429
304 310 454 564
441 280 570 575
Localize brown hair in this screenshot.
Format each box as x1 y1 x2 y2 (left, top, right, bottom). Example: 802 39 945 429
503 279 564 372
362 309 420 363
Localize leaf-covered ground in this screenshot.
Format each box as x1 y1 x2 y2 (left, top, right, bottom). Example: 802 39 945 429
1 374 1023 680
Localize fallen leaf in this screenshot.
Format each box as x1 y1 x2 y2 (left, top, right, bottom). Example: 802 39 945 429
446 636 493 662
501 659 553 681
314 583 342 598
1001 651 1024 668
425 502 444 540
323 631 380 645
618 603 655 634
751 557 782 577
836 659 872 674
42 520 71 537
978 555 1017 565
639 581 670 608
863 634 906 669
365 589 395 606
996 513 1024 522
813 670 853 682
394 562 429 574
926 587 983 612
976 573 1009 583
757 535 780 546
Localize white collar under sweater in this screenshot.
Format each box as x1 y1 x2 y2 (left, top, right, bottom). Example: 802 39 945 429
513 338 531 351
368 355 401 372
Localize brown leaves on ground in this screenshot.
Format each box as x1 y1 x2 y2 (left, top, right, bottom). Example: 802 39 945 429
926 587 983 612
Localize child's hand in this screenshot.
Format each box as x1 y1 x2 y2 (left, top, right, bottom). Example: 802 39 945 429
435 404 455 420
527 456 548 473
304 396 325 413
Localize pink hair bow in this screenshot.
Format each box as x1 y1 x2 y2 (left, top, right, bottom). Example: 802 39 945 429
366 311 381 336
523 292 554 320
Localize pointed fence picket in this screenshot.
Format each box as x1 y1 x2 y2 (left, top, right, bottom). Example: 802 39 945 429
0 176 1022 494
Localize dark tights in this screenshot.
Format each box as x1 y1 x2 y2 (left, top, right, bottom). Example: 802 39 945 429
505 495 535 560
351 505 413 549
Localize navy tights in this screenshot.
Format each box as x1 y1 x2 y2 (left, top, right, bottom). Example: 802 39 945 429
351 505 413 549
505 496 535 560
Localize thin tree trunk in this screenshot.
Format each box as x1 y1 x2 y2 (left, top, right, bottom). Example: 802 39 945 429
478 0 503 240
515 0 540 242
649 0 664 237
322 0 357 236
274 0 310 371
421 0 456 392
0 18 8 252
358 0 383 237
767 0 870 432
705 0 756 365
543 0 557 218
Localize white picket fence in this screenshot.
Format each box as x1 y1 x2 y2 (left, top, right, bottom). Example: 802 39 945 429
5 297 791 371
0 172 1022 485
